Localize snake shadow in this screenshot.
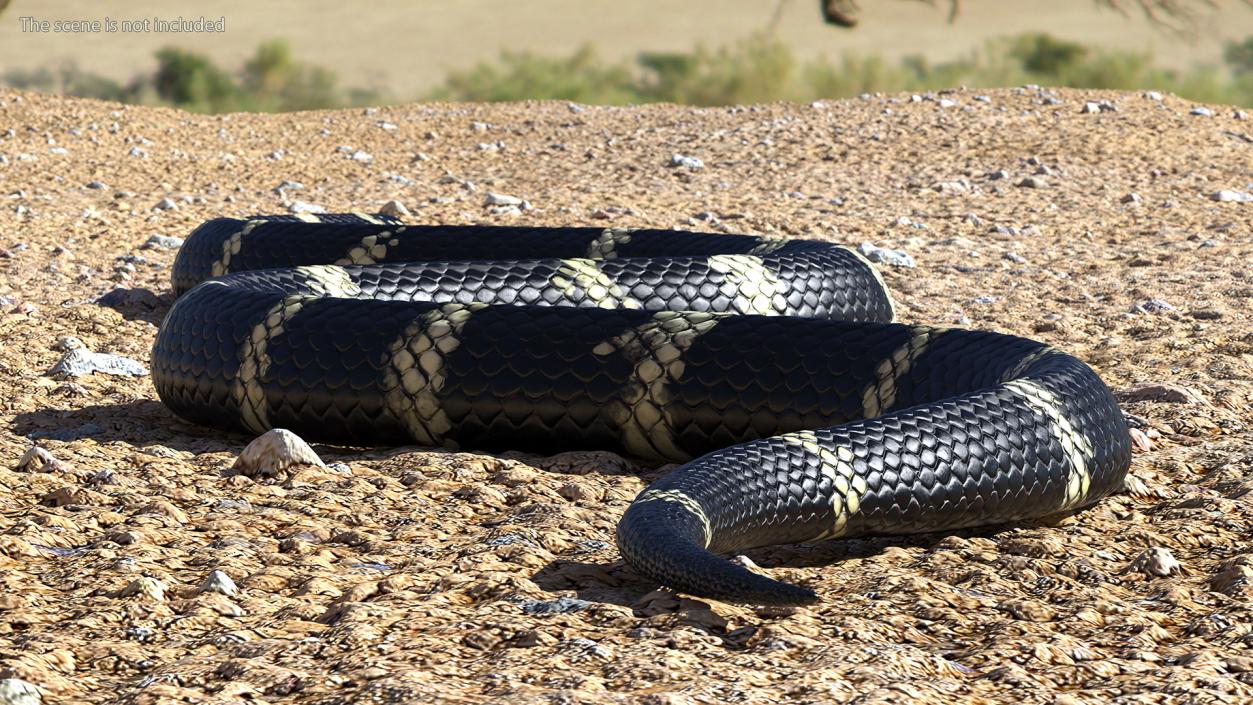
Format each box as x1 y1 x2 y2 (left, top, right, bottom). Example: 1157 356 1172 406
531 522 1027 611
94 286 175 327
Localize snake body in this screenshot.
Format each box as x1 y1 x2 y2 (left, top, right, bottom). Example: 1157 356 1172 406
153 213 1131 605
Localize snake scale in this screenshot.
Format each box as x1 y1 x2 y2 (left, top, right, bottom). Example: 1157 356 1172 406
152 213 1132 605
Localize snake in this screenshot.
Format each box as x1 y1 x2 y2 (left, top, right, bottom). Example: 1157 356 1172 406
152 213 1131 605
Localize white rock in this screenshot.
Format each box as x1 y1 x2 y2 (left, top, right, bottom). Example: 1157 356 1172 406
858 242 915 268
1190 106 1213 117
199 570 238 596
378 200 410 218
350 150 373 163
121 576 166 601
153 197 177 211
1210 189 1253 202
1143 91 1163 101
232 428 325 479
484 192 523 206
669 154 704 169
288 200 326 215
15 447 69 473
1120 193 1142 204
0 679 41 705
1130 547 1182 577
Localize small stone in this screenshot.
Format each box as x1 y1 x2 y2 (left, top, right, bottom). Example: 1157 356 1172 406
1115 383 1207 405
558 482 601 503
470 121 489 132
273 180 304 194
350 150 373 163
1016 176 1048 189
1190 106 1213 116
1080 100 1117 114
128 146 146 158
15 447 70 473
1129 547 1182 577
85 180 106 190
199 570 238 597
120 576 166 601
1143 91 1163 101
932 180 968 194
519 597 591 615
1004 251 1027 264
1130 298 1176 314
987 169 1009 181
1120 193 1142 204
973 95 991 103
47 346 147 379
669 154 704 169
858 242 915 268
152 197 177 211
141 234 184 249
377 121 397 131
0 679 41 705
1209 189 1253 202
378 200 410 218
484 192 523 207
568 103 585 113
937 98 957 108
288 200 325 215
232 428 325 479
963 213 983 227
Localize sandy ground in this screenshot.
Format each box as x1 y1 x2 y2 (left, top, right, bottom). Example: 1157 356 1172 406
2 0 1252 96
0 87 1251 704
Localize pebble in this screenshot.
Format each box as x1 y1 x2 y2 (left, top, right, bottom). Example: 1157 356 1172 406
1130 298 1176 314
85 180 106 190
0 679 41 705
288 200 326 215
1081 100 1117 114
232 428 325 479
199 570 238 597
858 242 915 268
141 234 184 250
1120 193 1142 204
378 121 397 131
987 169 1009 181
1004 251 1028 264
128 146 146 158
973 95 991 103
152 198 177 211
274 179 304 194
350 149 373 163
15 446 70 473
47 344 148 379
484 192 523 206
378 200 411 218
1190 106 1213 117
120 576 167 601
519 597 592 615
1016 176 1048 189
669 154 704 169
1209 189 1253 202
1130 547 1182 577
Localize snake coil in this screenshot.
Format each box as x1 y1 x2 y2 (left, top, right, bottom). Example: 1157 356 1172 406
153 213 1131 605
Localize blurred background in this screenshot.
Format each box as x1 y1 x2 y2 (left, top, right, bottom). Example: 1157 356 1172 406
1 0 1251 111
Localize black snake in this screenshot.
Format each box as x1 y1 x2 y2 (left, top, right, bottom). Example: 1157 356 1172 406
152 213 1131 605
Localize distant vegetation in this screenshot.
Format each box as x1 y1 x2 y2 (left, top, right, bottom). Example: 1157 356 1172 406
3 34 1251 111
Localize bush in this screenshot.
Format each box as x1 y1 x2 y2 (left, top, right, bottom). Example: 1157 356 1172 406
3 33 1250 111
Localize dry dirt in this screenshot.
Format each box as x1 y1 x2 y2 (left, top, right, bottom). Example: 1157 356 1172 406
0 87 1251 704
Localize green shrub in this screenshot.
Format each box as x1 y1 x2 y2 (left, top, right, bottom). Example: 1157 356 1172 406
3 33 1250 111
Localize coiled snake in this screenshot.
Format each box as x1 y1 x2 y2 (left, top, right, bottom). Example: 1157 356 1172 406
153 213 1131 605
